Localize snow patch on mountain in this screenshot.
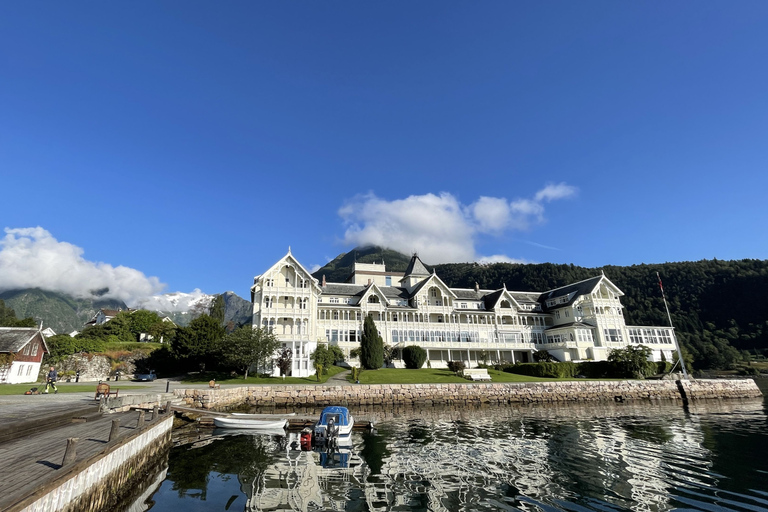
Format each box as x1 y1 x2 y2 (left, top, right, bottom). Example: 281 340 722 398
135 289 214 313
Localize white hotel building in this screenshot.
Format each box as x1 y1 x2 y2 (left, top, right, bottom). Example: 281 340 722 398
251 250 678 378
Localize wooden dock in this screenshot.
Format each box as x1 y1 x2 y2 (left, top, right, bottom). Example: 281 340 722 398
0 409 165 512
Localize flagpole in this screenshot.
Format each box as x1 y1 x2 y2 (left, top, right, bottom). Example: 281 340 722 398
657 272 689 379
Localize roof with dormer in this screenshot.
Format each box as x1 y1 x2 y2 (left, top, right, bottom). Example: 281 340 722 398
537 275 620 312
0 327 49 355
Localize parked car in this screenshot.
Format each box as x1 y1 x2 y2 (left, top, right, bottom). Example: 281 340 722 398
134 370 156 382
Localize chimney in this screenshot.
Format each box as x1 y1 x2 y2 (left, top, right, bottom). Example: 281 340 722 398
368 279 372 285
322 275 326 287
474 282 480 293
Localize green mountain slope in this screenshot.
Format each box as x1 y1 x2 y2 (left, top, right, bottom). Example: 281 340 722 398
312 246 420 283
0 288 127 334
314 246 768 368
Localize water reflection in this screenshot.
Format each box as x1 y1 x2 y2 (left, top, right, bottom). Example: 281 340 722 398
131 397 768 512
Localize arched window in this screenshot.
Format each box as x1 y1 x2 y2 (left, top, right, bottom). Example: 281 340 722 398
500 300 511 309
368 295 379 304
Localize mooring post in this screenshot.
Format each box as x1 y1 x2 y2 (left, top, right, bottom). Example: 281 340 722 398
165 400 173 415
62 438 79 466
109 419 120 442
151 404 159 420
166 380 170 393
137 410 145 428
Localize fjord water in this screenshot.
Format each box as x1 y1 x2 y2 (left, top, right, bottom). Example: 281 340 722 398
130 386 768 512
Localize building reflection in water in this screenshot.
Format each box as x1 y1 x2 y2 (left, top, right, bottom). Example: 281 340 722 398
137 398 766 512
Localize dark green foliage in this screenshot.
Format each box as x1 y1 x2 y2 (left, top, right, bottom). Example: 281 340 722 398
402 345 427 369
127 310 161 339
607 345 656 378
171 314 226 371
276 347 292 376
217 326 280 378
533 350 555 362
209 295 225 324
46 334 107 361
504 362 579 378
447 360 465 374
0 299 36 327
360 315 383 370
311 344 345 375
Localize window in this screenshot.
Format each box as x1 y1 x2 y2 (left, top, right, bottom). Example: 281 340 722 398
603 329 623 343
330 297 339 304
368 296 379 304
392 313 398 322
26 365 33 376
555 311 561 319
565 310 570 318
264 297 272 308
30 343 38 357
460 303 468 309
333 311 339 320
299 299 307 310
386 276 392 286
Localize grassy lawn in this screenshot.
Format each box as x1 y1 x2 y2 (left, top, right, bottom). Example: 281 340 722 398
350 368 558 384
180 365 349 385
0 382 119 395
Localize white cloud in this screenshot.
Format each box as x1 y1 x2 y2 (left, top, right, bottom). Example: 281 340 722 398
477 254 530 264
535 182 578 202
339 183 577 264
0 227 166 305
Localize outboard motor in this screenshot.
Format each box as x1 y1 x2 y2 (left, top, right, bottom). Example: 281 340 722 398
300 428 313 451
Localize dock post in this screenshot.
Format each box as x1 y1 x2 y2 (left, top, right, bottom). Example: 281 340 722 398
165 400 173 415
62 438 79 466
137 410 145 428
109 419 120 442
151 405 159 420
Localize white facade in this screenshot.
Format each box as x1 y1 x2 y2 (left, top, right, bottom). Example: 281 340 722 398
252 251 678 377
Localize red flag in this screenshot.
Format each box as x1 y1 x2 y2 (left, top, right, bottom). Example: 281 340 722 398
657 272 665 296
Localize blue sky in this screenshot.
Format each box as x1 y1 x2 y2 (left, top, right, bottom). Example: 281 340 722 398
1 2 767 304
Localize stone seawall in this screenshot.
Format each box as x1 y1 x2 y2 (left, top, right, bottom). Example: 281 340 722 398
174 378 762 409
10 416 173 512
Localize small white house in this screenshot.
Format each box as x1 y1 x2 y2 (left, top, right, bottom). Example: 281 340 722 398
0 327 49 384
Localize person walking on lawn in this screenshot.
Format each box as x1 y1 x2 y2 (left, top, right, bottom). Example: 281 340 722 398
44 366 58 394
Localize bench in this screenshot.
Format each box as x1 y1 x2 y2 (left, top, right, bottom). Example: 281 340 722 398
462 368 492 381
209 380 221 390
95 383 119 400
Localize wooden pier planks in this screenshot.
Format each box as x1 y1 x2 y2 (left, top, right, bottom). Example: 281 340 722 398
0 410 144 512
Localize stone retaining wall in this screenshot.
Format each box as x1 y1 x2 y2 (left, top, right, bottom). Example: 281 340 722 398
174 378 762 409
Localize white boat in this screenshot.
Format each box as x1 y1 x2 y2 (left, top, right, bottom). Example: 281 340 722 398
314 406 353 446
213 416 288 429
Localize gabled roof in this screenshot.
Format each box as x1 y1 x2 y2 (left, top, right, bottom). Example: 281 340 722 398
538 275 622 312
0 327 48 354
254 249 322 293
358 282 390 305
410 273 457 299
402 254 430 278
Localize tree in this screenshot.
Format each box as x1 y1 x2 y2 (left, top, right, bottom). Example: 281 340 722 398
276 347 292 376
607 345 655 378
209 295 225 325
171 314 226 371
218 326 280 379
360 315 383 370
0 299 36 327
311 343 345 375
402 345 427 369
148 320 176 344
128 310 161 340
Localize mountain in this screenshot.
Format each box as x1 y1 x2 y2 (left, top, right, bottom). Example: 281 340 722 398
135 290 252 327
314 246 768 367
312 246 418 283
0 288 127 334
0 288 253 332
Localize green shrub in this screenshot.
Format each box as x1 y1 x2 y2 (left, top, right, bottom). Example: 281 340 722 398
447 361 465 374
402 345 427 369
503 362 578 378
577 361 613 378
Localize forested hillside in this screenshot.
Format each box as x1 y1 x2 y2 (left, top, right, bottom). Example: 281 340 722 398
314 247 768 369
